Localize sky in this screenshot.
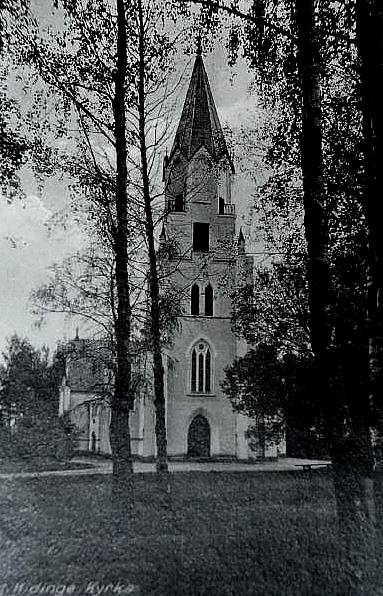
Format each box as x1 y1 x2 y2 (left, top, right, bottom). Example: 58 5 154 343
0 8 261 358
0 176 87 356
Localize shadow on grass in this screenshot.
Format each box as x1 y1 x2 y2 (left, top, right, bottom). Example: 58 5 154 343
0 471 381 596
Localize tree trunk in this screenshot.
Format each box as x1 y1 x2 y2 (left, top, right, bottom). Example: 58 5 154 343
296 0 375 537
110 0 134 483
295 0 330 368
110 404 133 477
295 0 333 452
137 0 168 474
356 0 383 528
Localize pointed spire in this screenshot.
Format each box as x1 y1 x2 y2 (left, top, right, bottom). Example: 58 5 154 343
196 35 202 57
159 223 167 243
238 229 245 254
170 52 233 169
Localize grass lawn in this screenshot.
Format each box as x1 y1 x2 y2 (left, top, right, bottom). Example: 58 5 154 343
0 458 94 474
0 471 381 596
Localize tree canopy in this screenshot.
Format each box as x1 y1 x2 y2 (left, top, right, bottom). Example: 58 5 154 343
0 334 75 459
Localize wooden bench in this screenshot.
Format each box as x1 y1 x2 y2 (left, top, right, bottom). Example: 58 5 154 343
295 463 332 477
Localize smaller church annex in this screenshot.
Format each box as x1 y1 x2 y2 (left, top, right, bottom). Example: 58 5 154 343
59 51 286 461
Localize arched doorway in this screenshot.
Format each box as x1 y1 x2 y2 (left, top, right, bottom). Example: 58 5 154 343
187 415 211 457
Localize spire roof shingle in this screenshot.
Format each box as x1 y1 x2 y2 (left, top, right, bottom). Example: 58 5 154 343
171 55 232 166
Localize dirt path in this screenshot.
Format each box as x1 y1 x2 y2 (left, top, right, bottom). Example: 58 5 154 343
0 457 331 479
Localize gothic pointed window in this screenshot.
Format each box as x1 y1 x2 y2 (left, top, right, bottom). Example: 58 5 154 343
191 350 197 392
191 284 200 315
198 354 204 391
205 284 213 316
190 341 213 394
205 349 211 392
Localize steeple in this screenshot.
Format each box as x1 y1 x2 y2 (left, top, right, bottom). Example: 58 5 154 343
159 222 167 244
238 229 246 254
170 53 233 169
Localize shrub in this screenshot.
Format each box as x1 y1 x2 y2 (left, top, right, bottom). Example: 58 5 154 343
0 413 77 460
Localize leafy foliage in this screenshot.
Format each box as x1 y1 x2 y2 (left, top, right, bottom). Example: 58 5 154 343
0 2 30 197
232 256 310 354
0 334 76 459
0 105 30 198
222 343 326 456
0 413 77 460
222 344 285 447
0 335 58 416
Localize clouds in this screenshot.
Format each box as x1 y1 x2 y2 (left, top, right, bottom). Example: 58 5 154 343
0 191 84 354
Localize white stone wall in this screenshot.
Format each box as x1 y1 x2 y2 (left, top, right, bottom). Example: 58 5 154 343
163 143 243 458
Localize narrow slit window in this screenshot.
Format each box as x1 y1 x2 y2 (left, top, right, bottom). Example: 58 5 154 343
191 284 199 315
174 192 184 212
198 354 204 392
191 350 197 392
205 349 211 393
205 284 213 316
193 222 209 252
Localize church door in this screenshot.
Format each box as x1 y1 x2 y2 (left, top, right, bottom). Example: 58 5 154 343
187 415 211 457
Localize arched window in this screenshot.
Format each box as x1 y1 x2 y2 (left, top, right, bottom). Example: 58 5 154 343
191 350 197 392
205 284 213 316
191 284 199 315
205 349 211 392
191 341 212 393
198 353 204 391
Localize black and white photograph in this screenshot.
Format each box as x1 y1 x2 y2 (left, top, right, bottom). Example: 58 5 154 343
1 1 383 595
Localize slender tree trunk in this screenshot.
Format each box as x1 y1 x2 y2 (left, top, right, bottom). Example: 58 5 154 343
295 0 333 433
295 0 330 354
356 0 383 527
296 0 375 538
356 0 383 430
137 0 168 474
109 0 134 483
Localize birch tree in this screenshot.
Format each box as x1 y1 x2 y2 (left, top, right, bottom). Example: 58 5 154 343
6 0 187 479
8 0 142 482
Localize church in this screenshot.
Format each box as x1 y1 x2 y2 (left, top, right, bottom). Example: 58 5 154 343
59 51 286 460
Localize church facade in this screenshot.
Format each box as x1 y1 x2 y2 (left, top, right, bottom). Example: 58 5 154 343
59 52 286 460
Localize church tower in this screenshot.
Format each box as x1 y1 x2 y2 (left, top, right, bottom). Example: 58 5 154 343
59 51 286 460
162 50 249 458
